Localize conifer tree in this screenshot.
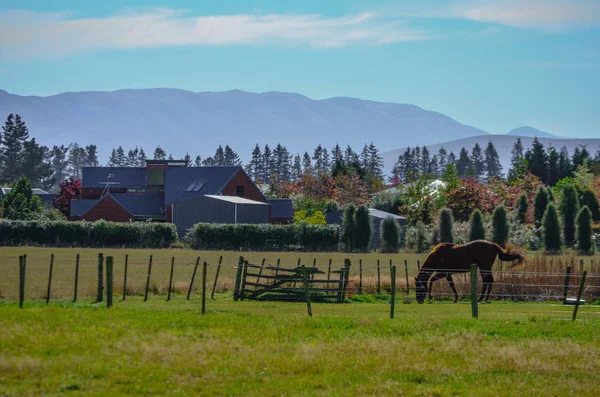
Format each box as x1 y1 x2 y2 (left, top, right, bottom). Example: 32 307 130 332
153 146 166 160
68 143 87 178
292 154 302 180
517 194 528 224
484 141 502 180
213 145 225 166
547 144 559 185
534 187 549 225
543 203 562 252
342 203 357 252
576 206 594 254
468 209 486 241
525 137 548 183
492 204 509 248
136 147 146 166
0 113 30 183
302 151 312 176
367 142 384 179
223 145 242 166
456 147 471 177
471 143 485 181
262 144 272 183
420 146 431 175
245 144 262 181
194 155 202 167
22 138 53 189
354 205 372 252
559 185 579 246
381 216 400 253
438 208 454 243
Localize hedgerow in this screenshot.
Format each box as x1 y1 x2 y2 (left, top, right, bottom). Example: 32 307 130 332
185 223 340 251
0 219 178 248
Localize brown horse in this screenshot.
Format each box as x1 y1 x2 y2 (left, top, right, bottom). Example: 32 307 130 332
414 240 525 304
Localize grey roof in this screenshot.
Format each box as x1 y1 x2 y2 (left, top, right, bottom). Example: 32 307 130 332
164 166 243 205
111 193 165 218
205 194 268 205
38 193 58 208
82 167 147 188
368 208 407 220
1 187 49 196
268 198 294 219
70 199 97 217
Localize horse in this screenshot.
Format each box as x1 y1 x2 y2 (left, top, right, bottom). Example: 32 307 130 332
414 240 525 304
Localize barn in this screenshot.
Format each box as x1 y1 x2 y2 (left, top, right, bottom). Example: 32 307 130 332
326 208 407 250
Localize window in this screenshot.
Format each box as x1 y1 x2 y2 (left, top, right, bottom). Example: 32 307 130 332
147 168 165 186
236 186 244 197
192 182 205 192
185 182 198 192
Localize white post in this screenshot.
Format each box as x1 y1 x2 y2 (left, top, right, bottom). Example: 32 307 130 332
235 203 238 225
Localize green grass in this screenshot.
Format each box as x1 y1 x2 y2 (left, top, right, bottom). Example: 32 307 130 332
1 296 599 396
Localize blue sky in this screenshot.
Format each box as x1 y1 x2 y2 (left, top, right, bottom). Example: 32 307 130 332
0 0 599 137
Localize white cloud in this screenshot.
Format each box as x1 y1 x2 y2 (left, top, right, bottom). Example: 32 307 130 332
0 8 429 60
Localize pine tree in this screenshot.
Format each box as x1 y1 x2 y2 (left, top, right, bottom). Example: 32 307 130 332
302 151 312 176
245 144 262 181
322 147 330 173
354 205 372 252
438 208 454 243
578 188 600 222
202 157 215 166
508 138 527 182
331 144 343 164
471 143 485 181
127 147 139 167
511 138 524 166
68 143 87 179
223 145 242 166
576 206 594 254
558 146 572 180
559 185 579 246
0 113 30 183
342 203 357 252
292 154 302 180
572 145 591 168
272 144 290 183
137 147 147 166
437 147 448 172
420 146 431 175
194 155 201 167
517 194 528 224
367 142 384 179
153 146 166 160
183 153 191 166
213 145 225 166
429 155 439 177
534 187 549 225
448 151 456 166
49 145 70 188
344 145 359 163
262 144 273 183
456 147 471 177
492 204 509 247
525 138 548 184
547 144 559 185
85 145 100 167
21 138 53 189
468 209 486 241
380 216 400 253
484 141 502 180
543 203 562 252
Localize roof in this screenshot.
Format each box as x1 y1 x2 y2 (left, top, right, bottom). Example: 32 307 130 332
111 193 165 218
70 199 97 217
1 187 49 196
205 194 268 205
37 193 58 207
268 198 294 219
82 167 147 188
367 208 407 220
164 166 243 205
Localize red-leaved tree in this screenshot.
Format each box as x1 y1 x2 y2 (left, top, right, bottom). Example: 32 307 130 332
53 177 82 217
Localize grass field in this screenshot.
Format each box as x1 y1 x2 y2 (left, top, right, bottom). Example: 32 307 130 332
1 297 600 396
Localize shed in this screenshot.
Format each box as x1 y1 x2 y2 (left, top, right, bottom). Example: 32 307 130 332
326 208 407 249
172 194 269 237
268 199 294 224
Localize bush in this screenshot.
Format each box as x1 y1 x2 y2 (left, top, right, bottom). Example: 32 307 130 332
438 208 454 243
0 219 178 248
342 204 356 251
468 209 486 241
416 221 428 253
534 187 549 226
578 188 600 222
576 206 594 254
354 205 372 252
184 223 340 251
559 185 579 246
517 194 528 224
542 203 562 252
2 176 43 220
380 216 400 253
370 190 404 215
492 204 509 247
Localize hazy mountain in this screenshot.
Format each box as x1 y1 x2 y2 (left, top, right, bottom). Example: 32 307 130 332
381 135 600 175
507 126 556 138
0 88 488 163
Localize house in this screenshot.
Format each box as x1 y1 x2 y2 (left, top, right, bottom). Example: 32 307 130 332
267 198 294 224
70 159 286 237
326 208 407 250
0 187 58 209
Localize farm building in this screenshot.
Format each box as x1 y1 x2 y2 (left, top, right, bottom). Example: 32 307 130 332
326 208 407 249
267 198 294 224
0 187 57 208
70 159 291 237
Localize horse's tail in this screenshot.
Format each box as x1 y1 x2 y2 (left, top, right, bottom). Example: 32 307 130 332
493 242 525 269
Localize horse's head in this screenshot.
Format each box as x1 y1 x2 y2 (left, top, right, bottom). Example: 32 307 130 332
414 276 427 304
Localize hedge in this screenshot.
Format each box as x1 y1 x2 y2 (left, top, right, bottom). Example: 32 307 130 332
185 223 341 251
0 219 178 248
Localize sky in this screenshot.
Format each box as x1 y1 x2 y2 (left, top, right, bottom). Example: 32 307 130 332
0 0 599 138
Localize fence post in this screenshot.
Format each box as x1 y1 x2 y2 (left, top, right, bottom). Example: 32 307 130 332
167 257 175 301
97 253 104 302
390 265 396 319
19 256 25 309
572 271 587 321
46 254 54 304
404 259 409 296
562 266 572 304
188 257 200 300
73 253 80 303
359 259 363 294
257 258 265 284
470 264 478 319
211 255 223 300
233 256 244 301
417 260 421 273
122 254 128 301
144 255 153 302
377 259 381 294
240 260 249 301
302 265 313 317
341 259 351 302
106 256 113 308
201 261 207 314
327 258 332 289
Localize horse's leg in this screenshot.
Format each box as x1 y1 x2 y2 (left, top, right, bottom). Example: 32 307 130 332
478 269 488 302
446 274 459 303
484 273 494 302
427 273 445 302
478 269 492 302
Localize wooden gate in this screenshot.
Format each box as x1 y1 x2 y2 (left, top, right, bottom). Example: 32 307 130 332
233 257 352 303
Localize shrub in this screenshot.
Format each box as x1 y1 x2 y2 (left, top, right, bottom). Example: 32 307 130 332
438 208 454 243
559 185 579 246
354 205 372 252
577 187 600 222
517 194 528 224
416 221 428 253
0 220 178 248
534 187 549 226
342 204 356 251
184 223 340 251
468 209 486 241
576 205 594 254
542 203 562 252
370 190 404 215
492 204 509 247
293 209 327 225
380 216 400 253
2 176 43 220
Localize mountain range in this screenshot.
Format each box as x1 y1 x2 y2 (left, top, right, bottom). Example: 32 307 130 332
0 88 596 176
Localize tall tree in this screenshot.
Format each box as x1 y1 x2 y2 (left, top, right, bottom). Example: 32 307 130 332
484 141 502 180
331 144 343 165
456 147 471 177
292 154 302 181
22 138 53 189
525 138 548 183
213 145 225 166
0 113 30 183
153 146 166 160
469 209 486 241
471 143 485 181
547 144 559 185
437 147 448 172
127 147 139 167
576 206 594 254
136 147 147 166
183 152 191 167
420 146 431 175
534 187 549 226
438 208 454 243
223 145 242 166
557 146 572 180
245 144 262 181
68 143 87 179
559 185 579 246
262 144 273 183
367 142 384 179
194 155 202 167
543 203 562 252
492 204 509 248
313 144 329 174
85 145 99 167
302 151 313 176
572 145 591 168
272 144 291 183
508 138 526 182
49 145 70 189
